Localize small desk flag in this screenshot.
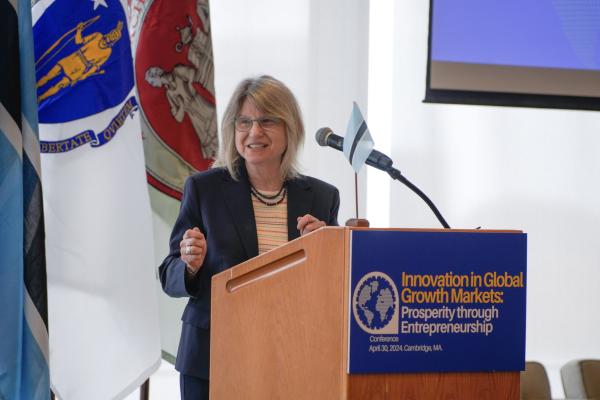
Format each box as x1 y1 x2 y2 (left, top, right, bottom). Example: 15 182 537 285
343 102 374 173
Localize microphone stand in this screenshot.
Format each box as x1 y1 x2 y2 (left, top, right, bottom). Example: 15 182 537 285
386 167 451 229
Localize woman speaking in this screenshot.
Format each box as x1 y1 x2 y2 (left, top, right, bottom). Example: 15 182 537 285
158 75 340 399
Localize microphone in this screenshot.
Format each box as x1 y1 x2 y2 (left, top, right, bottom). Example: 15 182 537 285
315 127 393 172
315 127 451 229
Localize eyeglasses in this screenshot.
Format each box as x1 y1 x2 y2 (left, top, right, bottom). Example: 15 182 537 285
234 116 282 132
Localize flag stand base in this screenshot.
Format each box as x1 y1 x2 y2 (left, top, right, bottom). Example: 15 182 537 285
345 218 370 227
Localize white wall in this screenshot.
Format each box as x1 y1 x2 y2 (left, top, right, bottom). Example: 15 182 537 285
153 0 369 359
211 0 369 221
367 1 600 397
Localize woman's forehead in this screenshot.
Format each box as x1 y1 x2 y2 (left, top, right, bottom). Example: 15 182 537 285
239 97 267 115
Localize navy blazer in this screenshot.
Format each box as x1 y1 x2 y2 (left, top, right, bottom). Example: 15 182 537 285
158 164 340 378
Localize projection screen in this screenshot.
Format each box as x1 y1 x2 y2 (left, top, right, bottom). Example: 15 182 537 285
425 0 600 110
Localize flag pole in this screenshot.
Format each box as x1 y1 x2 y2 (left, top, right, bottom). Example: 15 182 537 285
140 379 150 400
354 172 359 219
345 171 369 227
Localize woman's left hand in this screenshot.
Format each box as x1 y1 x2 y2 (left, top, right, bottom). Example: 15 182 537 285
297 214 326 236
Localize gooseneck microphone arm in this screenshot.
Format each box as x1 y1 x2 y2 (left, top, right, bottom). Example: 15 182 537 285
315 127 451 229
386 167 450 229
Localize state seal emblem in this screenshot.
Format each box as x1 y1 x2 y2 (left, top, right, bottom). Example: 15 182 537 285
33 0 138 152
134 0 217 199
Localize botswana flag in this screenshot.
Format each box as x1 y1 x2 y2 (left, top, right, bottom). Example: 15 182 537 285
343 102 374 173
0 0 50 399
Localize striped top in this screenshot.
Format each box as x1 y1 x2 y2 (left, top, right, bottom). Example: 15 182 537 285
251 190 288 254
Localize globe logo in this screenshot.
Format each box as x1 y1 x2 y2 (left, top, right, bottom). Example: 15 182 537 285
352 271 399 334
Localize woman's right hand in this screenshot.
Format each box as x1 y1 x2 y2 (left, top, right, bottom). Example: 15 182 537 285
180 227 207 276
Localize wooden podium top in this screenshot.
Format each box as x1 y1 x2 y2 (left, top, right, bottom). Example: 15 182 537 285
210 227 520 400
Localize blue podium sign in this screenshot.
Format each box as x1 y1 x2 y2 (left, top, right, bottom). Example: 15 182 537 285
348 230 527 374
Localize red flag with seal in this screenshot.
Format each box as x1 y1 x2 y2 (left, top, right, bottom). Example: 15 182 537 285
132 0 217 199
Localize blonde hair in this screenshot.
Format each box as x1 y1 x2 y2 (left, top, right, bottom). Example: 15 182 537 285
213 75 304 181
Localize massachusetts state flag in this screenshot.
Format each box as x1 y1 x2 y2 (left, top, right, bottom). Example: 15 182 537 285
33 0 160 398
343 102 374 173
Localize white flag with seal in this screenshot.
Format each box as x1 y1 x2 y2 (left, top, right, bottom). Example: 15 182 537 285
32 0 160 398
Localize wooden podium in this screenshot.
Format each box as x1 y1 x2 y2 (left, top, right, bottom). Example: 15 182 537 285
210 227 521 399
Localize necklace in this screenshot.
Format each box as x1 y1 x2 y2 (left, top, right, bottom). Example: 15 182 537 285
250 184 287 206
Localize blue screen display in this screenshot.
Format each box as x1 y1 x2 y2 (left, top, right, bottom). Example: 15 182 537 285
432 0 600 71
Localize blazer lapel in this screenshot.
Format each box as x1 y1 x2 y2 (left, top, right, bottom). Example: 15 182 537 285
287 177 314 241
220 166 258 259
